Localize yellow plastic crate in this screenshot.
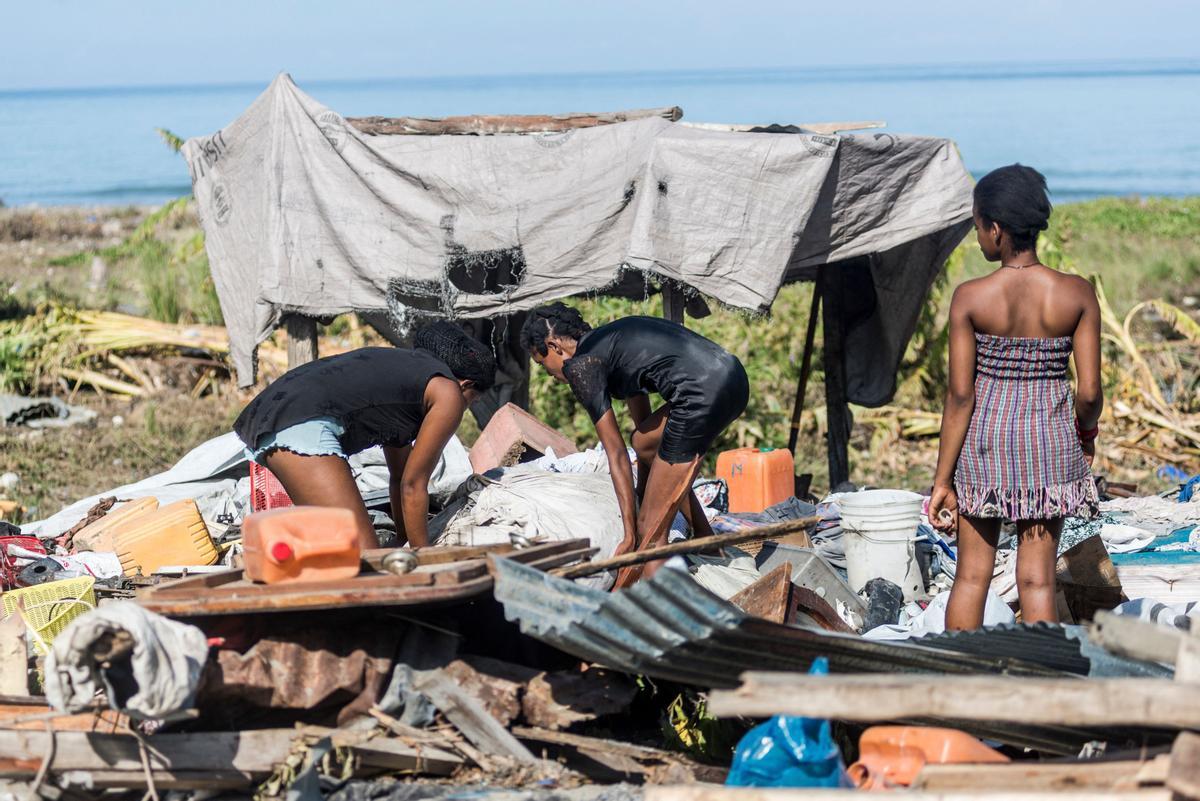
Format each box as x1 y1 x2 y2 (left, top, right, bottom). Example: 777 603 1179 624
1 576 96 655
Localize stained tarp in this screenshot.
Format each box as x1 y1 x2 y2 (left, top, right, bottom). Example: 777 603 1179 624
186 74 973 398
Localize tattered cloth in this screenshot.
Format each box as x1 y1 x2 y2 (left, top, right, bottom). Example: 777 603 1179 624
185 74 973 404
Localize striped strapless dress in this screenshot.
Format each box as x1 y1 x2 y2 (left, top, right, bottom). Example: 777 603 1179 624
954 333 1099 520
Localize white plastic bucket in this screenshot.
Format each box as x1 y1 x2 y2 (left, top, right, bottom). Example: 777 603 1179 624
839 490 925 602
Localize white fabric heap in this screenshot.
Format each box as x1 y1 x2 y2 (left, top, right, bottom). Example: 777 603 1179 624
435 470 626 590
45 602 209 720
1100 496 1200 537
24 432 471 540
863 588 1015 640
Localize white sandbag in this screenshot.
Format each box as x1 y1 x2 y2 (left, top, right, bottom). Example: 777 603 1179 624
45 602 209 720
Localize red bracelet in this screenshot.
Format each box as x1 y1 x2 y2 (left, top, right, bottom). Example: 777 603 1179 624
1077 420 1099 442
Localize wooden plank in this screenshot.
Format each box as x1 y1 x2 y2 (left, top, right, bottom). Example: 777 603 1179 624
347 106 682 136
728 563 795 624
1169 731 1200 799
0 614 27 696
513 726 727 783
0 729 296 776
1090 610 1185 665
787 268 822 456
915 757 1168 791
285 314 318 368
413 670 536 764
551 517 818 580
55 770 256 790
644 786 1169 801
708 673 1200 728
680 121 885 135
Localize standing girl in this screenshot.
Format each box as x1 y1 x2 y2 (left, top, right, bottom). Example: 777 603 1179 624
235 322 495 550
930 164 1102 628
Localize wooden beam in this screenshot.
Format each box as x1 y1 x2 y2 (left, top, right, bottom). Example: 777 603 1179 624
707 673 1200 728
821 276 850 487
549 517 818 580
915 756 1169 792
728 563 796 624
285 314 318 369
1170 732 1200 799
412 670 537 764
347 107 683 136
680 121 885 135
644 786 1170 801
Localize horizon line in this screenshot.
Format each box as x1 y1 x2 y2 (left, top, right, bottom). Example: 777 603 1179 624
2 55 1198 97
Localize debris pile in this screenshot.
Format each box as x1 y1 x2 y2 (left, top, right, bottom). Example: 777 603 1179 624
2 403 1200 800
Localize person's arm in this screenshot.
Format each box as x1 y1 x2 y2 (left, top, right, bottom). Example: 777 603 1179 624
626 394 651 427
1071 278 1104 464
396 378 466 548
383 444 412 542
595 409 639 555
930 286 978 531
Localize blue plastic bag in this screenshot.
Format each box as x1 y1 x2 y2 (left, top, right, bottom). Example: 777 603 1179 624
725 657 852 788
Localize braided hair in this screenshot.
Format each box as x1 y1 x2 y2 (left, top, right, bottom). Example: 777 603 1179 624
413 321 497 392
974 164 1052 253
520 302 592 356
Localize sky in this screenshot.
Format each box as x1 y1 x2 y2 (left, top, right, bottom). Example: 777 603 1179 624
1 0 1197 91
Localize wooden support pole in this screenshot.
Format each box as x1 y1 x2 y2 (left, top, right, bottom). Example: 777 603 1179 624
788 267 823 455
708 672 1200 728
821 275 851 487
285 314 318 369
550 517 817 580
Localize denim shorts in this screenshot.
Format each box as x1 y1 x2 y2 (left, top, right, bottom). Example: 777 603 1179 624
244 416 347 465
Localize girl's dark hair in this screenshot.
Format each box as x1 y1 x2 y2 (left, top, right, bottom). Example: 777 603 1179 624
413 321 496 392
973 164 1052 252
520 302 592 356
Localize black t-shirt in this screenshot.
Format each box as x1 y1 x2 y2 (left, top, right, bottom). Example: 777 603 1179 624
234 347 453 455
562 316 737 422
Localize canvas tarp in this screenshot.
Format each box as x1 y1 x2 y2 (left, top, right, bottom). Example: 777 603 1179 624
186 74 973 404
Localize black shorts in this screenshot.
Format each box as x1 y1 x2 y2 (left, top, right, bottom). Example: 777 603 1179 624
658 356 750 464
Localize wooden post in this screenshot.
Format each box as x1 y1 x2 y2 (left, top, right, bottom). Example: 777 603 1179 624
821 275 851 487
285 315 318 369
662 282 686 325
787 267 824 456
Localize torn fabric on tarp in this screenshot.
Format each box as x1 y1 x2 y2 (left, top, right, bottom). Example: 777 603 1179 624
185 74 973 399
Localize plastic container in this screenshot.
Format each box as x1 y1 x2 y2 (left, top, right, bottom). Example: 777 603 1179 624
839 490 925 602
249 462 294 513
849 726 1008 789
242 506 361 585
114 499 218 577
716 448 794 513
72 497 159 552
2 576 96 655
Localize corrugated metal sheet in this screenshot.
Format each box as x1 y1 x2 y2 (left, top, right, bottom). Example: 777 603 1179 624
492 559 1174 754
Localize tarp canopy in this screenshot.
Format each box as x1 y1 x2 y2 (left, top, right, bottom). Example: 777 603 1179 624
186 74 973 404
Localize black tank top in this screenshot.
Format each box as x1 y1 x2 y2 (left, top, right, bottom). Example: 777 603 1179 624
234 347 453 455
562 316 738 422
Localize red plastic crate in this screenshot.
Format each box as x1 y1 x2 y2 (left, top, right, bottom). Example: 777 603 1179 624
1 535 46 590
249 462 294 513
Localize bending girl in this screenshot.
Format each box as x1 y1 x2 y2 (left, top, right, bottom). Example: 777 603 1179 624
234 322 495 549
930 165 1102 628
522 304 749 585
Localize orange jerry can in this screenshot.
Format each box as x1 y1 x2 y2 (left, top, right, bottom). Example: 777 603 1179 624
716 447 794 513
74 497 159 552
114 499 218 576
242 506 361 585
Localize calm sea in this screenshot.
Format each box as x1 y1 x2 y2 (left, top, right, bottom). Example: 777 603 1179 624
2 60 1199 207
